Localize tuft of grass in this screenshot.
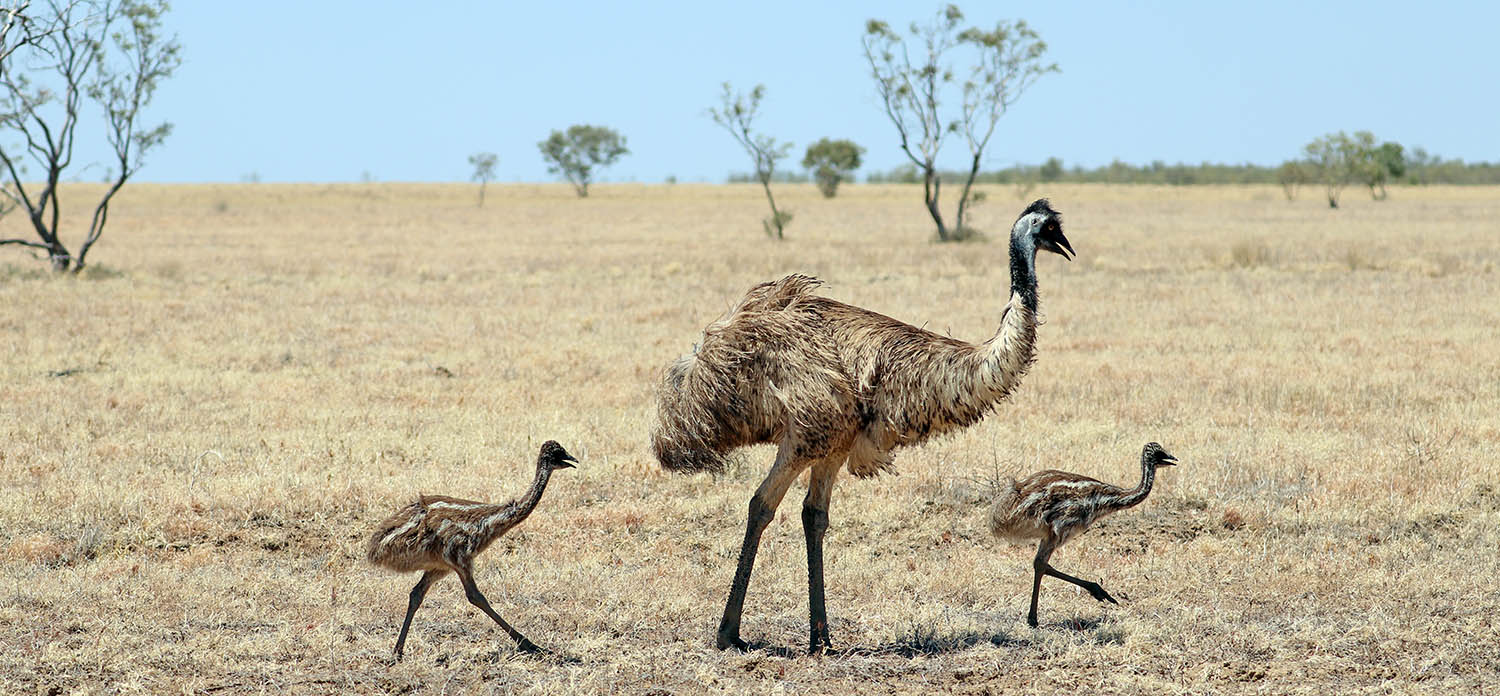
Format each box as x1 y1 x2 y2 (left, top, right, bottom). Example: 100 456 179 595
78 263 127 280
1342 246 1380 271
1228 239 1274 268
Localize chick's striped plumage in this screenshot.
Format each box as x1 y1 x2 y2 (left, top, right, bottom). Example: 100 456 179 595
366 495 527 573
990 471 1128 547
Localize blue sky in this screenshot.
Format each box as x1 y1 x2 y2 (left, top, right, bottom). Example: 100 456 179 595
116 2 1500 182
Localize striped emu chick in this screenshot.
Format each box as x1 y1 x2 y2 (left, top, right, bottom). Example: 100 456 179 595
990 442 1178 627
367 440 577 659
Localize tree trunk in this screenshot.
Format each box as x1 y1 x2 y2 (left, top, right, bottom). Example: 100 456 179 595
50 248 72 272
27 210 73 272
922 164 948 241
759 175 784 240
952 152 983 238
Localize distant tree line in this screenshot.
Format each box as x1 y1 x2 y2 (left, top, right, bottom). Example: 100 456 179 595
862 151 1500 188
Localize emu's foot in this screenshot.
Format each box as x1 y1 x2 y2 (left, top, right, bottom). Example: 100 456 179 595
1026 613 1039 628
515 638 543 655
716 632 749 651
1086 582 1119 605
808 624 833 655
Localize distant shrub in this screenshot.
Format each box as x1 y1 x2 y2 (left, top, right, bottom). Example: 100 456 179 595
802 138 864 198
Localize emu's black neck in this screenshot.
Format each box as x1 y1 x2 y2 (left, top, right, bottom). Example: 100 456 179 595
516 463 555 521
483 463 556 537
1116 454 1159 510
1009 233 1039 312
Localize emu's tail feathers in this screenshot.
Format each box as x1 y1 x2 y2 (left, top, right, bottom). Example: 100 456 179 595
365 500 426 567
650 274 825 474
987 478 1031 541
729 274 823 315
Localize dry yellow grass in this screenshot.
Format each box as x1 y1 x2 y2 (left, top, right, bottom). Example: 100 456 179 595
2 182 1497 694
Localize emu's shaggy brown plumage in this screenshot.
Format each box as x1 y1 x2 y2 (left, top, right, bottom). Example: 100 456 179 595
366 441 577 659
651 199 1074 654
990 442 1178 627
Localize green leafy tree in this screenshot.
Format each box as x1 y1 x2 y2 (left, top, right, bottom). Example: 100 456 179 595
1304 131 1362 208
1362 140 1405 200
0 0 181 272
802 138 864 198
537 125 628 198
1276 160 1307 201
709 82 793 239
863 5 1057 241
468 152 497 206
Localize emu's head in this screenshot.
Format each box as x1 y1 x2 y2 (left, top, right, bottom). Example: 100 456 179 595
1142 442 1179 468
1012 199 1074 260
538 440 579 470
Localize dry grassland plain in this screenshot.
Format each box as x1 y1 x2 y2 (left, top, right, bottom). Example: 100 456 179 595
1 183 1497 694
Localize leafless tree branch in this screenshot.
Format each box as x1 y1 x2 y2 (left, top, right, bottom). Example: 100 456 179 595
0 0 178 271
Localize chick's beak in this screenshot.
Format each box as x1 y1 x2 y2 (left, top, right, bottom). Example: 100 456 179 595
1161 453 1179 466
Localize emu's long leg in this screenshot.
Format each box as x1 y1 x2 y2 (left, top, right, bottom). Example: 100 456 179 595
1041 563 1118 606
455 566 540 653
1027 541 1054 627
1029 539 1117 628
717 442 805 651
802 457 841 655
394 569 446 659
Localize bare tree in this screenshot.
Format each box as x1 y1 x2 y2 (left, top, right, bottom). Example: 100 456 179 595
864 5 1056 241
0 0 180 272
468 151 497 207
0 2 38 67
709 82 792 240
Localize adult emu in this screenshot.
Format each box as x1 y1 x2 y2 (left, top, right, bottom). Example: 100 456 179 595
652 199 1073 654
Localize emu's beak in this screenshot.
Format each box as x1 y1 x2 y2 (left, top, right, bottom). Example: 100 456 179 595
559 455 579 469
1160 452 1179 466
1038 222 1074 260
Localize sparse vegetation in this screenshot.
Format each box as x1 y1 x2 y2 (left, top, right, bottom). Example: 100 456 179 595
467 152 497 206
864 5 1057 241
802 138 864 198
1304 132 1363 208
1363 140 1406 200
1302 131 1408 207
537 125 629 198
709 82 793 239
1 183 1496 693
1276 160 1306 201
